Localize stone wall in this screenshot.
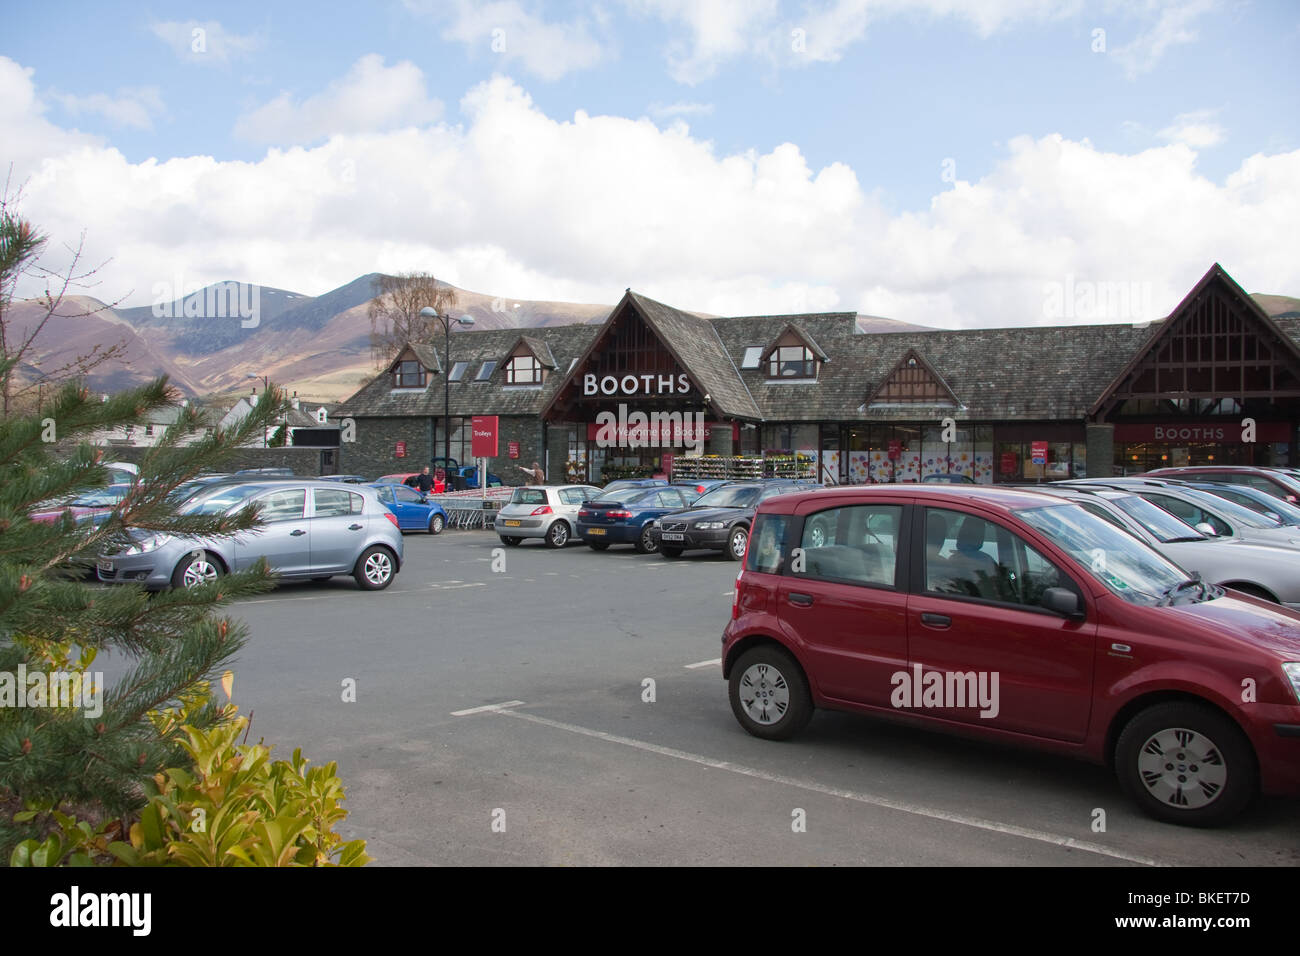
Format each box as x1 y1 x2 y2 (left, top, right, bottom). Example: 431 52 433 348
340 415 545 484
104 445 332 476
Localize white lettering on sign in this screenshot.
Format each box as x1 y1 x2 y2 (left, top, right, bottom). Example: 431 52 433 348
583 372 691 396
1153 426 1226 441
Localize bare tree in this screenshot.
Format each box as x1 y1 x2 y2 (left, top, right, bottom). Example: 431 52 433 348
367 272 459 369
0 173 128 414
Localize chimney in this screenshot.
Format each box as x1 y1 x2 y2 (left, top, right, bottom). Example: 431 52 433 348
292 390 300 410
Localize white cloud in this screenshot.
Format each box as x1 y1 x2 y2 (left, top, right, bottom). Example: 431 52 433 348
6 71 1298 331
1110 0 1218 78
0 57 103 183
50 87 165 131
415 0 609 81
1158 109 1224 148
149 20 264 64
234 55 444 145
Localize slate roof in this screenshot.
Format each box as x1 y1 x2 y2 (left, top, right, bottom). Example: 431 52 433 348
508 335 557 369
406 342 441 374
340 269 1300 425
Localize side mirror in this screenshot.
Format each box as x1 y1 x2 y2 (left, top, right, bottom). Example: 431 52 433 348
1042 587 1085 621
1194 521 1219 537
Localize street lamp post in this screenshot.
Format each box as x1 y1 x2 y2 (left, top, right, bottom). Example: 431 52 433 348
419 306 475 472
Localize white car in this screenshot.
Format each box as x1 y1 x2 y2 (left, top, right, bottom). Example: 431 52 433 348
495 484 602 548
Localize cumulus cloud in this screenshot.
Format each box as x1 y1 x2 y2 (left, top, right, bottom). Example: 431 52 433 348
234 55 444 145
0 57 103 182
1157 109 1224 148
5 68 1297 330
149 19 264 64
49 86 165 131
412 0 609 81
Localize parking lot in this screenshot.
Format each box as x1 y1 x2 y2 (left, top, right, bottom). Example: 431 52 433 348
210 529 1298 867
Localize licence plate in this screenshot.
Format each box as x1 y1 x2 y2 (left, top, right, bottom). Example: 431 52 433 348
98 560 114 573
501 519 521 527
661 532 685 541
587 528 606 535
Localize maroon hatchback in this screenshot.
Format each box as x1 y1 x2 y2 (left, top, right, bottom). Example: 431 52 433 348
722 485 1300 826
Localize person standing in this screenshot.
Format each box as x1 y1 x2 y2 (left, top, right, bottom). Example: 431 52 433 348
515 461 545 484
416 466 434 494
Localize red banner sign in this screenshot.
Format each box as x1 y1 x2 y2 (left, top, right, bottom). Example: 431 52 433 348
585 420 718 443
508 441 519 459
1113 421 1291 443
471 416 499 458
394 441 406 458
1000 452 1017 475
1031 441 1048 465
887 439 901 460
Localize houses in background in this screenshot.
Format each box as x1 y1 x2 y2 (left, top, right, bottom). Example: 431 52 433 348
91 392 341 450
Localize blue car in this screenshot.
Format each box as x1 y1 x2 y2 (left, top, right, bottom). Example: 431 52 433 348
366 482 448 534
456 465 502 489
576 486 696 553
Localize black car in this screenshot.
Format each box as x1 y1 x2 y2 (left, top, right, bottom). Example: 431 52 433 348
647 480 806 560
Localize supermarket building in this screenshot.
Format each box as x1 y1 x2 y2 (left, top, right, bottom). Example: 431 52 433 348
337 264 1300 485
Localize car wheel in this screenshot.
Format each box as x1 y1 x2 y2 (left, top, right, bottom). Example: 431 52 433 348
500 536 522 547
587 541 610 551
545 521 570 548
354 546 396 591
634 525 659 554
171 551 223 589
725 526 749 561
728 645 813 741
1114 702 1257 827
428 513 445 535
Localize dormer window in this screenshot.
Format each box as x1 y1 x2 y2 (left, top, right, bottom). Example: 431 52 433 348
770 345 815 378
506 354 543 384
393 360 425 389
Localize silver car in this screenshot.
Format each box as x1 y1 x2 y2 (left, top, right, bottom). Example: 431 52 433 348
97 480 404 590
495 484 602 548
1034 485 1300 609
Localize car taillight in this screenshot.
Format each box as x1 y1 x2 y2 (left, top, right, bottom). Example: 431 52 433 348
578 510 591 518
530 505 553 516
384 512 399 528
607 510 632 518
731 571 743 619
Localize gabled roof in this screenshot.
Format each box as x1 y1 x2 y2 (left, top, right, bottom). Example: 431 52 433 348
1088 263 1300 418
763 322 829 363
403 342 442 375
865 348 960 407
501 334 557 369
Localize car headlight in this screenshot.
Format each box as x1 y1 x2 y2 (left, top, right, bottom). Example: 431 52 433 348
1284 663 1300 704
695 521 726 530
125 534 171 555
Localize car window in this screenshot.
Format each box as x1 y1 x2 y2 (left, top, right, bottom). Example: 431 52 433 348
924 507 1077 608
559 488 587 505
314 488 362 517
1142 493 1229 535
256 489 306 522
182 484 272 515
694 486 759 509
796 505 901 587
656 489 686 508
394 486 423 503
746 514 789 574
511 488 547 505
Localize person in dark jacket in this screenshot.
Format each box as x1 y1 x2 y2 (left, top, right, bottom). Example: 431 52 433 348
415 466 434 494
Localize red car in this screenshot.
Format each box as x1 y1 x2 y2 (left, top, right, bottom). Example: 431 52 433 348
30 484 132 526
723 484 1300 826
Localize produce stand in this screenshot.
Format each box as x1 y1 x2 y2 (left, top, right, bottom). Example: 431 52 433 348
669 453 816 482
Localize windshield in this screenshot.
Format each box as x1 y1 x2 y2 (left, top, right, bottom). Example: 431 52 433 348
180 484 271 515
692 485 760 509
1107 494 1206 543
1015 503 1192 606
69 488 127 507
1197 485 1300 526
1176 488 1281 528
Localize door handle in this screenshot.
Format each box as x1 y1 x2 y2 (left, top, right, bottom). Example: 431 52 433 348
788 592 814 607
920 612 951 628
349 523 363 530
290 529 306 536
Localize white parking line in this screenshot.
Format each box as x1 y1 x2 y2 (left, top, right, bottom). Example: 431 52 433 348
451 700 526 717
478 708 1162 866
684 658 721 669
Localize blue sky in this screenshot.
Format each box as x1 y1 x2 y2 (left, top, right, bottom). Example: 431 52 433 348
2 0 1298 326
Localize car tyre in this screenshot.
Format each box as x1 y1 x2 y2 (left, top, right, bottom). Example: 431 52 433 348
354 546 396 591
725 525 749 561
660 546 683 559
428 513 445 535
171 551 223 589
634 525 659 554
1114 702 1257 827
728 645 813 741
500 536 522 547
545 521 570 548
